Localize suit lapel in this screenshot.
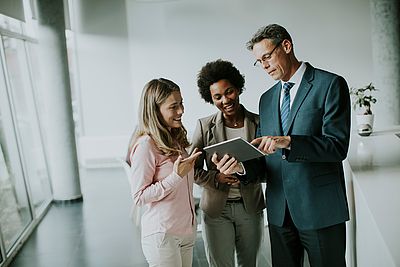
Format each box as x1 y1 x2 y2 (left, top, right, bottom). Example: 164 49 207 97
286 64 315 134
210 106 258 143
243 108 257 141
210 111 226 143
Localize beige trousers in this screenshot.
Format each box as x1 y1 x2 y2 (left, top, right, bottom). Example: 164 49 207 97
141 228 196 267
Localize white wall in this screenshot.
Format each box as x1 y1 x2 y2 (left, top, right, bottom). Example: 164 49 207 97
73 0 132 137
71 0 133 165
126 0 373 135
72 0 373 166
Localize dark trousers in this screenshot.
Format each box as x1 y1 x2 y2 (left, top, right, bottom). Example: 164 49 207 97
268 207 346 267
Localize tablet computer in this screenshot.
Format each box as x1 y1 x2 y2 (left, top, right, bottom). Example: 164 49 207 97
203 137 266 162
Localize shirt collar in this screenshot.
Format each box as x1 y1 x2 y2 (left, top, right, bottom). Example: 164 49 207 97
280 62 307 88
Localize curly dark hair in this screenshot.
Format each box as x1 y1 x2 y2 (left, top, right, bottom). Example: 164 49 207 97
197 59 245 104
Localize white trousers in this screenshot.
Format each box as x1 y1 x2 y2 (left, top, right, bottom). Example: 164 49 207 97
141 229 196 267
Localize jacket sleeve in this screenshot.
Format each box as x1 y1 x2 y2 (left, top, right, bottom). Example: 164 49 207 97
189 119 220 189
241 156 267 184
130 139 183 206
288 75 351 162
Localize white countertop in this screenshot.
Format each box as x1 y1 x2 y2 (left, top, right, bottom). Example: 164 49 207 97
346 126 400 265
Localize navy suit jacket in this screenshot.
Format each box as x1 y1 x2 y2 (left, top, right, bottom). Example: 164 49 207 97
257 63 350 230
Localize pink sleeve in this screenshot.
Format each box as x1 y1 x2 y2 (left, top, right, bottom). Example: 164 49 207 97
130 138 183 206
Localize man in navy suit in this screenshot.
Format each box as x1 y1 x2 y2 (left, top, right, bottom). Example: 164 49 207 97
248 23 351 267
213 24 351 267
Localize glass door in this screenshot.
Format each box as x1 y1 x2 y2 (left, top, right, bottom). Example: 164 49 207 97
0 35 52 255
24 42 53 215
0 47 32 253
2 36 52 215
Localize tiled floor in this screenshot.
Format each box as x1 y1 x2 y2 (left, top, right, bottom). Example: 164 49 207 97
8 167 271 267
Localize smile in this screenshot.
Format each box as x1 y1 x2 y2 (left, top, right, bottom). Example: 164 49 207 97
224 103 235 110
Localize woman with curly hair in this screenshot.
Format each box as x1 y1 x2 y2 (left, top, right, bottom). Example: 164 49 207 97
189 60 265 267
127 78 202 267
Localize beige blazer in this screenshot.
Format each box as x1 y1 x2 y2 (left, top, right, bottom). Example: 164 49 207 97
190 106 265 218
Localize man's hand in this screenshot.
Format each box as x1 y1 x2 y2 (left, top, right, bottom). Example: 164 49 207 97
251 136 291 154
211 153 244 175
173 148 202 177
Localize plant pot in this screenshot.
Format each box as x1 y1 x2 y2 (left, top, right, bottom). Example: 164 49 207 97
356 114 374 136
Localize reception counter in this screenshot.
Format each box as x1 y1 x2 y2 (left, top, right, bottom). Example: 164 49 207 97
344 126 400 267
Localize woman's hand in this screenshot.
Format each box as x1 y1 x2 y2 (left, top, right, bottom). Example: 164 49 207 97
216 173 240 186
173 148 202 178
211 153 244 175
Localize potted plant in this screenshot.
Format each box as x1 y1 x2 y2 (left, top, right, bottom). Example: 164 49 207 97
349 83 377 136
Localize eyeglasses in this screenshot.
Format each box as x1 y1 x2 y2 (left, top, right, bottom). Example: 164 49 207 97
253 41 282 67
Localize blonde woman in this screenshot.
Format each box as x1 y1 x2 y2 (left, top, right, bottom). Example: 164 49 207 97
126 78 201 267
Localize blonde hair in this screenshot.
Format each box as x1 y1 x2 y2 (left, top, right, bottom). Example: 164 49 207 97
126 78 190 163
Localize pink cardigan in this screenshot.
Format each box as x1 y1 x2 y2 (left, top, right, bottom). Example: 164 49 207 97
129 135 196 237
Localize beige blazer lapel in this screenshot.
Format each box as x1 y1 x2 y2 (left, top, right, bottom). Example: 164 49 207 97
243 109 257 142
211 107 258 143
210 111 227 143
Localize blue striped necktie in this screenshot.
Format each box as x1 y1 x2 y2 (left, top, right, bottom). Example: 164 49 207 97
280 82 294 134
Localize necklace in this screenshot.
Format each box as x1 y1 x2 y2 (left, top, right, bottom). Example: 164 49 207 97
224 109 243 128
